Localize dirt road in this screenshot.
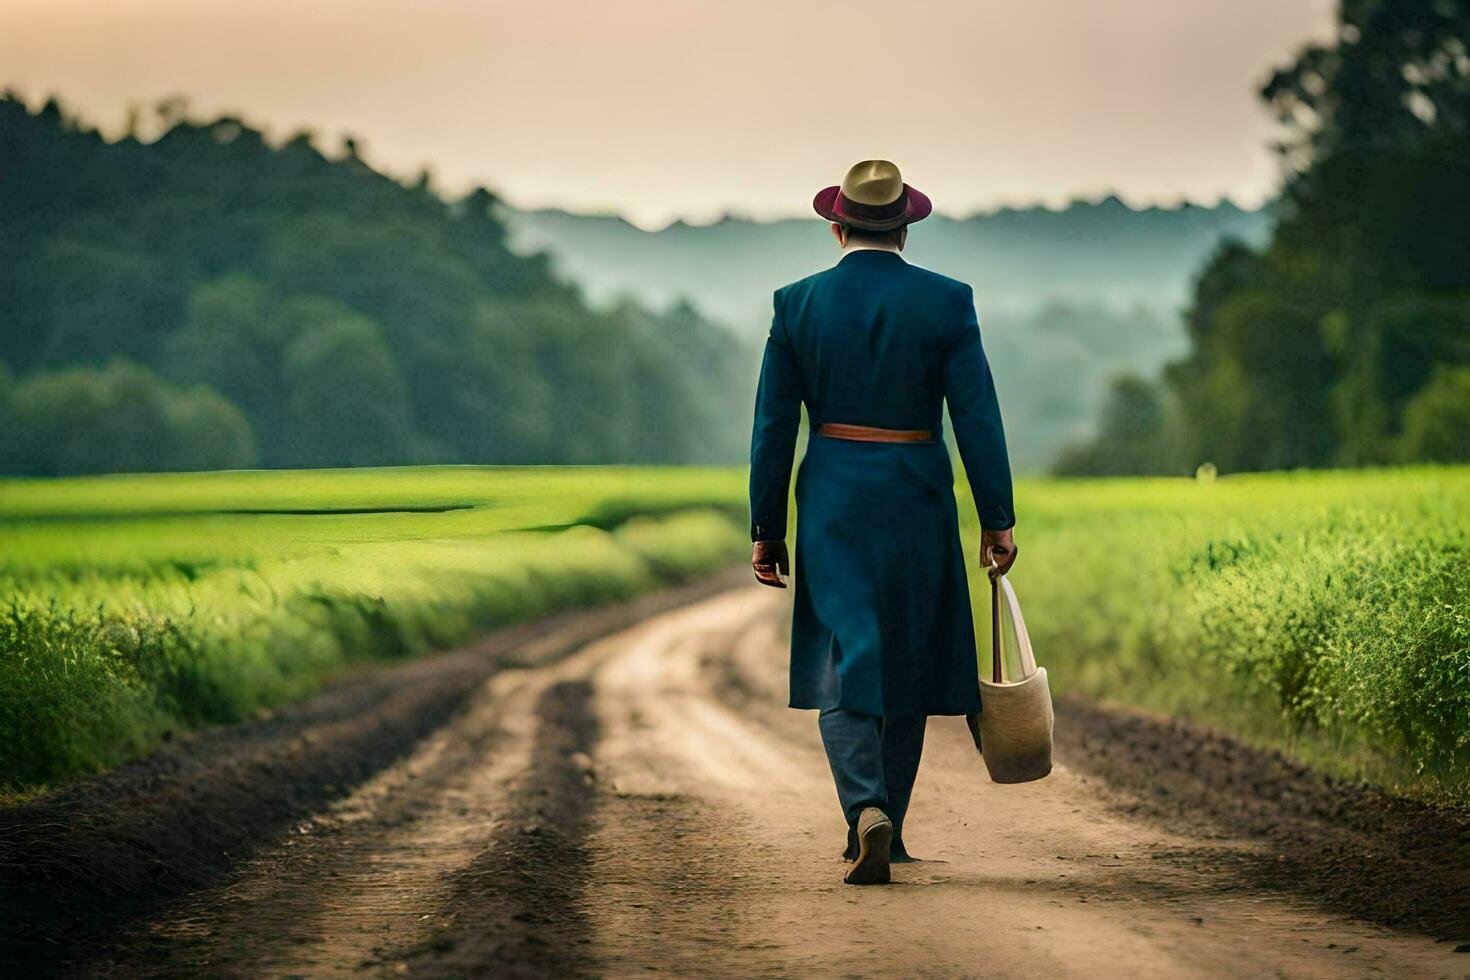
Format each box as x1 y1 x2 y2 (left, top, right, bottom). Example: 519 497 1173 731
33 584 1470 977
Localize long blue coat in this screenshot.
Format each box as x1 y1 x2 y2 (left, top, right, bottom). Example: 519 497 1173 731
749 249 1015 718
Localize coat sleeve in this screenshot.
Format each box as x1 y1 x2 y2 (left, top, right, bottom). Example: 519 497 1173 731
943 285 1016 530
749 291 803 541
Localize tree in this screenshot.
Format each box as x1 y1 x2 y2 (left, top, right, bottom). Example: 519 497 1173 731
278 310 423 467
161 275 279 416
7 360 256 475
445 300 557 462
1114 2 1470 475
1054 373 1179 477
166 384 259 472
20 237 178 369
1261 0 1470 189
1397 366 1470 462
0 360 17 471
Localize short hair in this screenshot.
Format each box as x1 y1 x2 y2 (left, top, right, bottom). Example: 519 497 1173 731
842 224 906 248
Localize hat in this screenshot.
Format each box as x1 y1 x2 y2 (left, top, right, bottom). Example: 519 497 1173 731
813 160 933 231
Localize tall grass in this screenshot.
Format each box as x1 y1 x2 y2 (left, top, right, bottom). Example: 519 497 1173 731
0 467 748 792
967 467 1470 800
3 464 1466 801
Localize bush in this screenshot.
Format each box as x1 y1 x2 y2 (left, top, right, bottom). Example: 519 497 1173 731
1398 366 1470 463
968 467 1470 799
2 359 256 475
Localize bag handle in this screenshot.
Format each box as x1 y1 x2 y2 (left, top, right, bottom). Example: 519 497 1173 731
990 568 1003 683
987 563 1038 683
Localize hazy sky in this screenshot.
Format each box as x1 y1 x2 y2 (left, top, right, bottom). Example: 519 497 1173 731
3 0 1336 228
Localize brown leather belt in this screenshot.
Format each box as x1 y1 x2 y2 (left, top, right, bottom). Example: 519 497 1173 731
818 422 934 443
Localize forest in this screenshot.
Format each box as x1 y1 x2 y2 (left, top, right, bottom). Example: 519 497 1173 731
1059 0 1470 474
0 96 754 474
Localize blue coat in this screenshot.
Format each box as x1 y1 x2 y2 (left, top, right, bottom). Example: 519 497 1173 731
749 249 1015 717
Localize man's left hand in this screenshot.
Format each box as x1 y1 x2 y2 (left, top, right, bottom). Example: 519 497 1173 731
752 540 789 588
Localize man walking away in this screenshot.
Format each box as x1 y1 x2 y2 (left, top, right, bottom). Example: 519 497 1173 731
749 160 1017 885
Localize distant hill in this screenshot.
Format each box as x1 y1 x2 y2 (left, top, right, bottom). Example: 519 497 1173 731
504 199 1273 471
504 198 1272 331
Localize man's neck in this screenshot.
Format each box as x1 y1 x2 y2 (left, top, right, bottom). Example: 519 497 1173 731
842 243 901 255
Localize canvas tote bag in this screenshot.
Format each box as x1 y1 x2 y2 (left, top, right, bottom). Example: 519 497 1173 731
967 568 1054 783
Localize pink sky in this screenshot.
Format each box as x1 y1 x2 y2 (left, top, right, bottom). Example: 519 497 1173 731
2 0 1337 228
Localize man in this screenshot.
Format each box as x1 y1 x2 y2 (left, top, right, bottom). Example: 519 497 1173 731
748 160 1017 885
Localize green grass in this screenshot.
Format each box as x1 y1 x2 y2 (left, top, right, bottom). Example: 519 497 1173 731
3 464 1467 801
0 466 748 792
971 467 1470 801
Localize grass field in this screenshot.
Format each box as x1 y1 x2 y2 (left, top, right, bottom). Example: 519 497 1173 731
986 467 1470 801
3 464 1467 800
0 467 748 792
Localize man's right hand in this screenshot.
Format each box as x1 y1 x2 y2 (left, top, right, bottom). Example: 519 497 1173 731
981 527 1017 579
752 539 790 588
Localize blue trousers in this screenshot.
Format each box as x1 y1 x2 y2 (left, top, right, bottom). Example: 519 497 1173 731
817 708 927 860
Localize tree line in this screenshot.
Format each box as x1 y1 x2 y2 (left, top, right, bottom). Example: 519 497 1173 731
0 95 754 475
1059 0 1470 475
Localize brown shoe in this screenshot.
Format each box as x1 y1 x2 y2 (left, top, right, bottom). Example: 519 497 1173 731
843 807 893 885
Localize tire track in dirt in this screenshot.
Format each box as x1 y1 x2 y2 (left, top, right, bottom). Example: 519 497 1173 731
393 592 786 977
79 645 570 976
393 679 602 978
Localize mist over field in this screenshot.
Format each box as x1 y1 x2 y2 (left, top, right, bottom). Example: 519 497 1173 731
506 200 1272 324
506 201 1272 470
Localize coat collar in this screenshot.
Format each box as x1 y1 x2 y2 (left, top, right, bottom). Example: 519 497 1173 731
837 248 906 266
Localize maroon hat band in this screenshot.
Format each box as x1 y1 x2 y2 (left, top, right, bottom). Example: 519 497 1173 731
813 181 932 230
834 188 910 224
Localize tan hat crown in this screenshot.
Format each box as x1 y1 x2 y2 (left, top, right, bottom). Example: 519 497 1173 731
840 160 905 207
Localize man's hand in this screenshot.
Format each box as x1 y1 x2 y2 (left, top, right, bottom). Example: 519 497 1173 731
981 527 1018 580
752 539 789 589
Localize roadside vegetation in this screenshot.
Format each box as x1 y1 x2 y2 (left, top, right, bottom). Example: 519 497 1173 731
0 467 746 793
3 465 1466 802
975 466 1470 802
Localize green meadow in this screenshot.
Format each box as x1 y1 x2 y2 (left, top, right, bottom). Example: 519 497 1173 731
2 465 1467 800
0 467 748 792
988 466 1470 801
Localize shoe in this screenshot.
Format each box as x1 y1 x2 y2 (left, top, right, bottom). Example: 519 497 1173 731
843 833 913 862
843 807 893 885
